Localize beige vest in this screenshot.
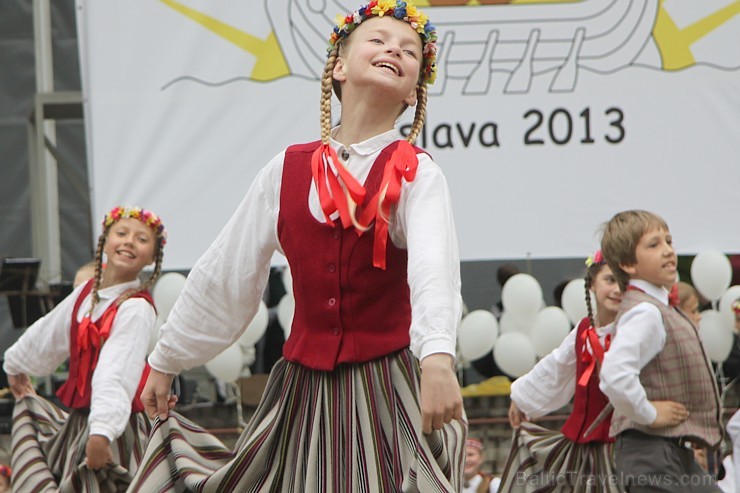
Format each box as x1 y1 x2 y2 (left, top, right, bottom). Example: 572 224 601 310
610 289 722 448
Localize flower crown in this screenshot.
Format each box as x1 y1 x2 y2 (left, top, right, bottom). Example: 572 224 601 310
732 299 740 315
329 1 438 85
585 250 605 267
103 206 167 246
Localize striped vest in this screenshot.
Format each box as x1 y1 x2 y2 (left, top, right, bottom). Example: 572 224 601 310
609 289 722 447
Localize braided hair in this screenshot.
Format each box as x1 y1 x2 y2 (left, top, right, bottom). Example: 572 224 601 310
583 251 607 328
319 38 430 229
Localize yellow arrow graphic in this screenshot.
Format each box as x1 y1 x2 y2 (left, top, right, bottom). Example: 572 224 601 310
161 0 290 81
654 0 740 70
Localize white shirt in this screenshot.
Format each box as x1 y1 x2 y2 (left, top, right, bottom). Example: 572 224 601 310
510 321 615 418
462 474 500 493
725 410 740 492
149 128 462 374
599 279 670 425
3 280 155 441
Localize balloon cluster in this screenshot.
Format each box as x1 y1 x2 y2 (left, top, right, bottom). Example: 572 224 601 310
458 273 579 377
690 251 738 363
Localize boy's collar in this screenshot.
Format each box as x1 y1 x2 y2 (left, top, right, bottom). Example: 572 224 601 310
629 279 670 305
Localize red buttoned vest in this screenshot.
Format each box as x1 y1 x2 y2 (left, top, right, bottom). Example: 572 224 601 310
56 280 152 413
278 140 417 371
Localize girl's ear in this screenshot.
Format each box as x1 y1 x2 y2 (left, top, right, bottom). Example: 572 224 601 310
333 56 347 83
403 84 417 107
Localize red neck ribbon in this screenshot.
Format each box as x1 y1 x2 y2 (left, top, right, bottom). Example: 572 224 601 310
76 304 118 397
311 141 419 270
577 326 611 388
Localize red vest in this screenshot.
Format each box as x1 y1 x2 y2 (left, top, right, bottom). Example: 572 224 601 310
56 280 153 413
560 317 614 443
278 140 417 371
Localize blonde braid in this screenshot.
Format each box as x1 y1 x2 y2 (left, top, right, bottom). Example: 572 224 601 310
88 229 108 316
406 83 427 145
320 46 339 144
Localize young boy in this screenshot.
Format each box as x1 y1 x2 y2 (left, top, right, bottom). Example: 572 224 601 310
599 210 722 492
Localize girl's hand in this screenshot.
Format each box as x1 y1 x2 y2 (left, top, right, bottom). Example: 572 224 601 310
141 368 177 421
8 373 36 400
649 400 689 429
508 401 526 428
85 435 113 470
419 353 463 434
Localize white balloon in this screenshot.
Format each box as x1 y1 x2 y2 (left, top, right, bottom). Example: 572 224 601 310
691 251 732 302
493 332 537 377
529 307 573 357
561 278 588 325
699 310 733 363
239 301 269 346
205 343 243 382
457 310 499 361
499 310 532 334
152 272 187 321
282 266 293 296
501 274 543 327
718 286 740 333
277 294 295 339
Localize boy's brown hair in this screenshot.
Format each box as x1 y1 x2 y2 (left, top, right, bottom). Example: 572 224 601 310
601 210 669 291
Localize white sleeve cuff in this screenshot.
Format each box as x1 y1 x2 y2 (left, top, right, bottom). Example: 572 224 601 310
88 422 116 442
418 338 456 363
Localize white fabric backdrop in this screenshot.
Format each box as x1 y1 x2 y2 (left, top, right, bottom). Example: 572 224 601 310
77 0 740 269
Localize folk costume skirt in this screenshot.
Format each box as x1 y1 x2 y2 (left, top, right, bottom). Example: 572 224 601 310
128 349 467 492
11 394 150 492
498 422 618 493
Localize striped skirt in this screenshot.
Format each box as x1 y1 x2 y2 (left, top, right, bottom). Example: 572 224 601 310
11 394 150 492
128 349 467 492
498 422 618 493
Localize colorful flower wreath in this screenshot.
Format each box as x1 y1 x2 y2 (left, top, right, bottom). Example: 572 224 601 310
329 1 438 84
103 206 167 246
585 250 605 267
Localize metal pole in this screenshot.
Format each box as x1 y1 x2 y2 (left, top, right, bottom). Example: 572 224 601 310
30 0 62 285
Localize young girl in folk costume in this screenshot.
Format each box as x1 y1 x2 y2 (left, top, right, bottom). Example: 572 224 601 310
498 251 622 492
129 2 466 492
3 206 166 492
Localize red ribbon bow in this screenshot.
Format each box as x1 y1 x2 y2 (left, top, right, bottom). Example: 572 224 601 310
311 141 419 270
577 326 611 388
76 305 118 397
311 144 366 228
357 141 419 269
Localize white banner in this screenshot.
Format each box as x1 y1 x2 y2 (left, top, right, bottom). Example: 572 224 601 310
78 0 740 269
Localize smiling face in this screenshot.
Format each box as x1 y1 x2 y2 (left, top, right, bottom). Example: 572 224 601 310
463 445 484 480
103 218 156 282
621 227 677 288
333 16 422 108
590 264 622 325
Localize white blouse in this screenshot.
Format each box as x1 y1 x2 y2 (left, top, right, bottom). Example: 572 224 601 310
3 280 155 441
510 320 615 418
149 128 462 375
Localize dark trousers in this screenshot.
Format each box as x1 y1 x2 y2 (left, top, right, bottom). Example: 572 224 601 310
614 430 721 492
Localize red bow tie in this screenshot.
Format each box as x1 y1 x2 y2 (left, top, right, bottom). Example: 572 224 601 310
627 284 679 307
